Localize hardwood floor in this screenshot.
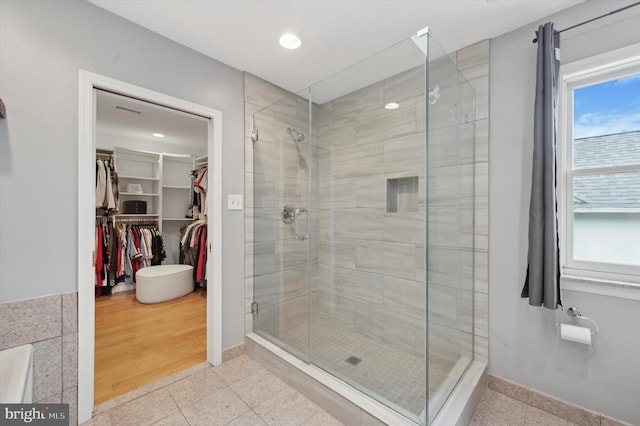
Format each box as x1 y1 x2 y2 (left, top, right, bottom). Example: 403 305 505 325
94 289 206 405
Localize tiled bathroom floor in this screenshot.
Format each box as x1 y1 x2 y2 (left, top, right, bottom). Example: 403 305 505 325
82 354 342 426
82 350 589 426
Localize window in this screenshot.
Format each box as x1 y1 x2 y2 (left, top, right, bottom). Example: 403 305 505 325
559 45 640 285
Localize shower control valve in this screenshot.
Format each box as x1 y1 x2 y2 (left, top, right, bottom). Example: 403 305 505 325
282 206 296 224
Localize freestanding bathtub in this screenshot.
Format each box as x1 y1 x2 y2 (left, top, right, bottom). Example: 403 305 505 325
135 264 194 304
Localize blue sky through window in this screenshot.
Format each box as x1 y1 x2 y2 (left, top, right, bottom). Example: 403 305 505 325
573 73 640 138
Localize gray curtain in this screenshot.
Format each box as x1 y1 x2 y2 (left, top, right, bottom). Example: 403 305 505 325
521 22 562 309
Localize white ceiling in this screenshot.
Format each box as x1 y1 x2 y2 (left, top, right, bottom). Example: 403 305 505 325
96 90 208 150
88 0 584 98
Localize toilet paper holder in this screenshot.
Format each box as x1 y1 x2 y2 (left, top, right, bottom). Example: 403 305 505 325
565 307 600 335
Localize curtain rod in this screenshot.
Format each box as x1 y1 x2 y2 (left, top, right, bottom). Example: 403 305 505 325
532 1 640 43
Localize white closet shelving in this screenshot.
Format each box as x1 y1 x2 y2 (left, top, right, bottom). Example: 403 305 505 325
113 147 161 218
109 147 197 265
161 153 195 223
161 153 195 264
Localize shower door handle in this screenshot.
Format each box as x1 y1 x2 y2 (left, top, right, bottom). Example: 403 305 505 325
294 207 309 241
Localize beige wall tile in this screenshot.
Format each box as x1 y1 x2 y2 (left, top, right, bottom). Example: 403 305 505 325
62 333 77 390
457 289 473 334
33 337 62 401
62 292 77 335
474 336 488 364
529 389 600 426
384 213 425 245
326 266 384 305
469 75 489 120
318 291 357 329
384 276 426 319
384 65 425 104
0 294 61 350
487 374 531 404
383 131 425 174
429 125 459 168
332 142 384 180
63 386 78 426
355 303 417 354
474 292 488 339
332 82 383 119
429 284 457 328
457 40 490 81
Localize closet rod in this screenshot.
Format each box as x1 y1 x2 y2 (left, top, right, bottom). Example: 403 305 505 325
95 216 158 224
532 2 640 43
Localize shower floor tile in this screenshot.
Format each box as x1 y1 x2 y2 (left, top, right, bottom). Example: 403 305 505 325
276 319 459 419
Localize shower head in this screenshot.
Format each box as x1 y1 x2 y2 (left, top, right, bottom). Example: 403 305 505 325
287 127 306 143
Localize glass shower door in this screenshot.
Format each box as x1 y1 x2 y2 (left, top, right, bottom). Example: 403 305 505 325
250 91 312 361
426 35 476 424
309 37 429 424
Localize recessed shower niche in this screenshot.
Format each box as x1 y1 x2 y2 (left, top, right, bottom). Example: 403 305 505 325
387 176 419 213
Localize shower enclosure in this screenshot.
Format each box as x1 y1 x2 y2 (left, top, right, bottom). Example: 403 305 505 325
248 30 476 425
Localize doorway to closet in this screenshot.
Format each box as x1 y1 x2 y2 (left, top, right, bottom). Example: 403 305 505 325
77 71 222 424
93 90 208 404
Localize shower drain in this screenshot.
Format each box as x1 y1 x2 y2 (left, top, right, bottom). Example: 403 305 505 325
345 355 362 366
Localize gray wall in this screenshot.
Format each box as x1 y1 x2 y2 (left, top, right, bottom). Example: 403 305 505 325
0 0 245 349
489 1 640 424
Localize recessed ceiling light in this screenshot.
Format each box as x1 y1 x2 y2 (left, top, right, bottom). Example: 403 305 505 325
152 133 165 138
385 102 400 110
279 33 301 50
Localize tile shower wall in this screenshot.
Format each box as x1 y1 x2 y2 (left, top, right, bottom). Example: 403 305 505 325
244 38 489 363
0 292 79 425
456 40 490 363
315 69 427 358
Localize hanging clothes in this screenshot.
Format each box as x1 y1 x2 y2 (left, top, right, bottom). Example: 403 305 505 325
180 219 207 288
96 160 107 209
95 225 105 295
95 154 119 213
190 165 208 218
95 220 166 294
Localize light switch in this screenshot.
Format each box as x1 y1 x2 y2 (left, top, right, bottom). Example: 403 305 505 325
228 194 243 210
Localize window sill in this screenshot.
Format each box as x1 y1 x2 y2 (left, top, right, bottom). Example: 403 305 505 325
561 275 640 301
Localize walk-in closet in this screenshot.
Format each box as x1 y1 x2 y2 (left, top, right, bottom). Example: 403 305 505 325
93 90 209 404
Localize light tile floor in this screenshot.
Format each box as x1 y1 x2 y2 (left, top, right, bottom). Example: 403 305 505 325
82 354 343 426
83 351 583 426
471 389 580 426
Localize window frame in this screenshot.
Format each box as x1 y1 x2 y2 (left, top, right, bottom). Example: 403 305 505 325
557 43 640 286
